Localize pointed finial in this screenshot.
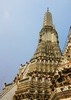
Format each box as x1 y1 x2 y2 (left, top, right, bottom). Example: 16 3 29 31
43 8 53 27
47 8 49 12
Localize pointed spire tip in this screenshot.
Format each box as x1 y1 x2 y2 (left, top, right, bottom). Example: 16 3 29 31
47 8 49 12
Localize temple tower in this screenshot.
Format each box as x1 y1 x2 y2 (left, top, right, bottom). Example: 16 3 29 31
0 10 71 100
13 10 62 100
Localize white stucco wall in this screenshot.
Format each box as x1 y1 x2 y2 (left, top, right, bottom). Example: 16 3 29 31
0 85 17 100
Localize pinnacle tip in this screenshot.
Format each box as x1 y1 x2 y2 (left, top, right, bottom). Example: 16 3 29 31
47 8 49 12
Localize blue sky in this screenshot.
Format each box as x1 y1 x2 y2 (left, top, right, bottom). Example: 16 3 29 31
0 0 71 91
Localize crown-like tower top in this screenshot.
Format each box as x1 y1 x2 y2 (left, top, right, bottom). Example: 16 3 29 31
43 9 54 28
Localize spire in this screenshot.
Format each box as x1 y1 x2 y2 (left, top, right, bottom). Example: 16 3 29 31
63 26 71 61
31 9 61 63
43 9 53 27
